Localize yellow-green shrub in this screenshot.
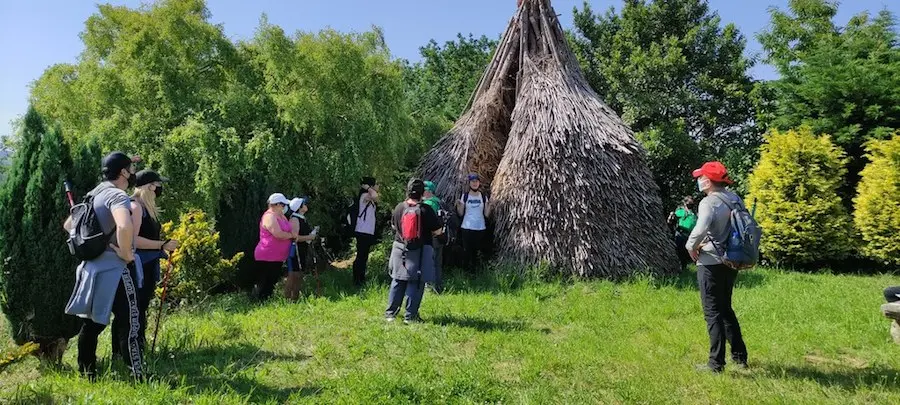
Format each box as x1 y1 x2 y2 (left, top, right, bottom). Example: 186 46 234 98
161 210 243 305
748 127 854 266
854 132 900 266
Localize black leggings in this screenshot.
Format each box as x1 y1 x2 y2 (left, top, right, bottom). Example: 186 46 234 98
460 229 488 273
112 260 158 357
353 233 376 287
255 260 284 301
78 266 144 379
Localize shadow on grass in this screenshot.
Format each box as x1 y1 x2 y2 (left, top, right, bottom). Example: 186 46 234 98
755 362 900 393
652 269 768 291
150 343 318 403
429 314 550 334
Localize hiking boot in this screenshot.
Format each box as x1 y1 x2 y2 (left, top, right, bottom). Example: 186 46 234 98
695 364 723 374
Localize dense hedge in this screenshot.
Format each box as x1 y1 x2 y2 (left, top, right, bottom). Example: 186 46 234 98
748 128 854 267
854 133 900 266
0 107 96 345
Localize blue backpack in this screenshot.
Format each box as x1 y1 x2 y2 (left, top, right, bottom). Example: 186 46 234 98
709 193 762 270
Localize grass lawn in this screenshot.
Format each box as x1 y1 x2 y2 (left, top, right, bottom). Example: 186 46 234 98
1 267 899 404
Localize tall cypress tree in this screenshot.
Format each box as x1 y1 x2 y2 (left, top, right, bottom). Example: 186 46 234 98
0 106 81 359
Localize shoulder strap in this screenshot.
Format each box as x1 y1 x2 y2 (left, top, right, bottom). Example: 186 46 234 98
710 192 738 211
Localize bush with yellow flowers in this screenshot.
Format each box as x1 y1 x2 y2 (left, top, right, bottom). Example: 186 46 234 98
161 210 243 305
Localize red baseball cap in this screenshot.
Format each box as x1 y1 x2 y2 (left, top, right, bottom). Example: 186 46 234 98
692 161 733 184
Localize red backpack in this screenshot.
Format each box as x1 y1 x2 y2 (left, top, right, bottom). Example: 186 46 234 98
400 201 424 250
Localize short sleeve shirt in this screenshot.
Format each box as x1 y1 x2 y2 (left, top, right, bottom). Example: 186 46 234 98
90 182 131 250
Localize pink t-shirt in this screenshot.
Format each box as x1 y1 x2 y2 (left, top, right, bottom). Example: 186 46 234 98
254 212 292 262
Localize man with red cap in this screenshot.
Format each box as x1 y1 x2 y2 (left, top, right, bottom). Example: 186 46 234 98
686 161 748 373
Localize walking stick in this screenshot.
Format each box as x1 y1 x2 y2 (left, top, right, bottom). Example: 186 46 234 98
150 253 174 354
64 180 75 207
310 240 322 298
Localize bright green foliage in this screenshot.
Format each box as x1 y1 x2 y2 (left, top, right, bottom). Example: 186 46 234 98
403 34 497 170
854 133 900 266
748 128 854 266
758 0 900 198
571 0 759 207
635 121 704 205
404 34 497 122
161 210 242 305
28 0 415 281
0 107 82 345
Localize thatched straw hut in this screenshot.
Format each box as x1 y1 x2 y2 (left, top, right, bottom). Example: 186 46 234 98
419 0 678 277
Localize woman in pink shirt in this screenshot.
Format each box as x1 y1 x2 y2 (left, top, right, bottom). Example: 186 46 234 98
254 193 295 301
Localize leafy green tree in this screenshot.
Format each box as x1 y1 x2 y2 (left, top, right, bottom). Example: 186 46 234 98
854 133 900 266
748 127 854 267
402 34 497 170
29 0 416 274
571 0 758 206
758 0 900 200
0 107 82 358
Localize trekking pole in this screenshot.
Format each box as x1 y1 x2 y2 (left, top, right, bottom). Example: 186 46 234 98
150 252 175 354
311 240 322 298
64 180 75 207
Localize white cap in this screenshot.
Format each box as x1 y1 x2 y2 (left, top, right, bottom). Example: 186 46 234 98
267 193 290 206
289 197 305 212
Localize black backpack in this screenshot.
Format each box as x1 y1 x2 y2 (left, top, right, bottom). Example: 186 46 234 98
66 184 114 261
344 195 374 233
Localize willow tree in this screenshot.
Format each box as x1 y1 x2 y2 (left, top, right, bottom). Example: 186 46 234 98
419 0 678 277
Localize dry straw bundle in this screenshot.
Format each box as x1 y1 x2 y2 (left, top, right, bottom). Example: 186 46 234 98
419 0 678 277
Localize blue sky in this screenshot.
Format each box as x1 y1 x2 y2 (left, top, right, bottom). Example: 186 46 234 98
0 0 897 139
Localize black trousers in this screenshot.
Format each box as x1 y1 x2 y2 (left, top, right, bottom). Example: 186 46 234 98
78 265 144 379
697 264 747 370
112 260 158 357
255 260 284 301
353 233 376 287
674 230 692 270
460 229 488 274
885 286 900 303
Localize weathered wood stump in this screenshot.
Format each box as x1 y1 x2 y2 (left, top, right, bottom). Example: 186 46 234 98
881 302 900 344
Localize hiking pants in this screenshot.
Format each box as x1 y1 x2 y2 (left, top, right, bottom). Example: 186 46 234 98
697 264 747 370
674 230 692 270
78 266 144 379
460 229 488 274
885 286 900 303
255 260 284 301
432 243 444 293
385 278 425 320
113 259 158 357
353 232 376 287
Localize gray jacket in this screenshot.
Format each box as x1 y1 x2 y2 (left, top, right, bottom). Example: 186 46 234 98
388 241 434 282
65 252 142 325
686 190 741 266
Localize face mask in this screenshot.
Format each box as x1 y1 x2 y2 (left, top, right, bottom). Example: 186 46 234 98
154 185 163 198
697 178 711 192
282 205 290 214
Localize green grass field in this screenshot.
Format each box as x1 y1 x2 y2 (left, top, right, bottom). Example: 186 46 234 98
1 267 899 404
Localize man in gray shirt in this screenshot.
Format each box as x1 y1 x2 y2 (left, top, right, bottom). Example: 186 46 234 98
686 161 748 373
64 152 144 381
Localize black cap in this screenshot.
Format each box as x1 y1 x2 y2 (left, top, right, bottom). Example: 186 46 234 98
135 170 168 187
361 176 376 187
101 152 133 180
407 178 425 199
